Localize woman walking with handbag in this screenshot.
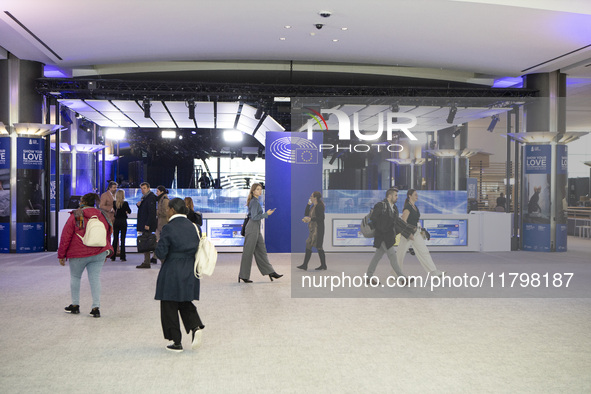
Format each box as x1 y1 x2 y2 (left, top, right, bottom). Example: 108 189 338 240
297 191 327 270
111 189 131 262
58 193 113 318
396 189 443 277
155 198 204 352
238 183 283 283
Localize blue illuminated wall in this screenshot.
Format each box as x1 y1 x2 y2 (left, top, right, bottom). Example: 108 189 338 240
265 132 323 253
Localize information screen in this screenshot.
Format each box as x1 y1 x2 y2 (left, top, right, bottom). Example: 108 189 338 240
206 219 245 247
125 218 137 247
332 219 374 247
421 219 468 246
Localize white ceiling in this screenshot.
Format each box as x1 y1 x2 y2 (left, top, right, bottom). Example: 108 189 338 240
1 0 590 130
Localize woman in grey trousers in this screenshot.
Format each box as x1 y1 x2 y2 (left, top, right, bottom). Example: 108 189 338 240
238 183 283 283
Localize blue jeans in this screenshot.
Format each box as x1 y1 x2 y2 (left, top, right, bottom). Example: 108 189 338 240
69 251 108 308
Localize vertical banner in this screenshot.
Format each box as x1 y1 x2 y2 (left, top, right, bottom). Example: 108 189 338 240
265 132 323 253
522 145 551 252
0 137 11 252
16 137 45 253
555 144 568 251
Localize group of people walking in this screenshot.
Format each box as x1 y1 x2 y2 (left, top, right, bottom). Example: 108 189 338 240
366 188 443 285
57 181 440 352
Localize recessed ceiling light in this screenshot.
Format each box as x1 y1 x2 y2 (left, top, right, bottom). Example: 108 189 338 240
332 39 339 42
310 32 316 36
341 27 348 31
280 37 286 41
284 25 291 29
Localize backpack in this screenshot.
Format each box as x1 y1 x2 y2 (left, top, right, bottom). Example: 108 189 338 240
77 215 107 247
193 224 217 279
360 209 376 238
360 202 386 238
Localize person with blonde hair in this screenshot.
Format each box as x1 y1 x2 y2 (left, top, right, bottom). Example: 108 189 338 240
111 189 131 261
238 183 282 283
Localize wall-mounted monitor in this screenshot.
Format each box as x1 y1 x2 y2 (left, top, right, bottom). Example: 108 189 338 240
421 219 468 246
332 219 374 247
206 218 245 247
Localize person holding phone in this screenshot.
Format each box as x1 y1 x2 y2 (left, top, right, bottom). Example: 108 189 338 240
238 183 283 283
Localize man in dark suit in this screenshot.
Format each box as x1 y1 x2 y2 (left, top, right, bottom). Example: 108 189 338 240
136 182 157 269
365 188 416 285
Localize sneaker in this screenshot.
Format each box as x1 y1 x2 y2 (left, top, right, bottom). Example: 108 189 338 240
150 258 157 264
192 326 204 349
90 307 100 318
136 263 151 269
166 343 183 353
64 304 80 314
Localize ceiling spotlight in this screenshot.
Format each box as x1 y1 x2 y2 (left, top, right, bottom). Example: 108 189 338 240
223 130 243 142
161 130 176 139
75 113 82 119
452 126 462 138
188 100 195 120
487 115 500 132
446 105 457 124
254 102 264 120
143 98 151 118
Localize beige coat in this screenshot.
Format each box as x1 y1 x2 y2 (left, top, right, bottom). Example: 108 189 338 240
156 194 169 240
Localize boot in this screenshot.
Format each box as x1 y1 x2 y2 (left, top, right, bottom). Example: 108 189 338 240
315 249 327 270
297 249 312 270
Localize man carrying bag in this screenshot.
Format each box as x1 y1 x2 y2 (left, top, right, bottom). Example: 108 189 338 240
136 182 157 269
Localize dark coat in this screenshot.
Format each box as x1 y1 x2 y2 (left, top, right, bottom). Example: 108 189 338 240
137 191 157 232
305 203 325 248
154 215 200 302
371 199 416 249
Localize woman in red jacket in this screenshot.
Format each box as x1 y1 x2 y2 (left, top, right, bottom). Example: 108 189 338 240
58 193 113 318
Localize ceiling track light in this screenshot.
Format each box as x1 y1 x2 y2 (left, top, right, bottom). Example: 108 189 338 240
143 98 151 118
446 105 457 124
254 101 264 120
188 99 195 120
487 114 500 132
452 126 462 138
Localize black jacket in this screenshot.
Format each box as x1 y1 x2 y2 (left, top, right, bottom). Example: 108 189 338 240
371 199 416 249
154 215 200 302
137 191 157 232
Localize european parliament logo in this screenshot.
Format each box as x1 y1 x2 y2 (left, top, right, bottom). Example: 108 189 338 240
269 136 318 164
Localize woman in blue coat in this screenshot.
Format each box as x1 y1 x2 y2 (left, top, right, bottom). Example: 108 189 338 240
154 198 204 352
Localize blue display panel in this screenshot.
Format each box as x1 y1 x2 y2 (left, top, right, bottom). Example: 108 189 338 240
124 218 138 247
206 219 245 247
323 190 467 215
421 219 468 246
332 219 374 247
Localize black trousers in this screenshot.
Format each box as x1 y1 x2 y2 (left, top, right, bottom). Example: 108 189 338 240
112 219 127 259
160 300 203 344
